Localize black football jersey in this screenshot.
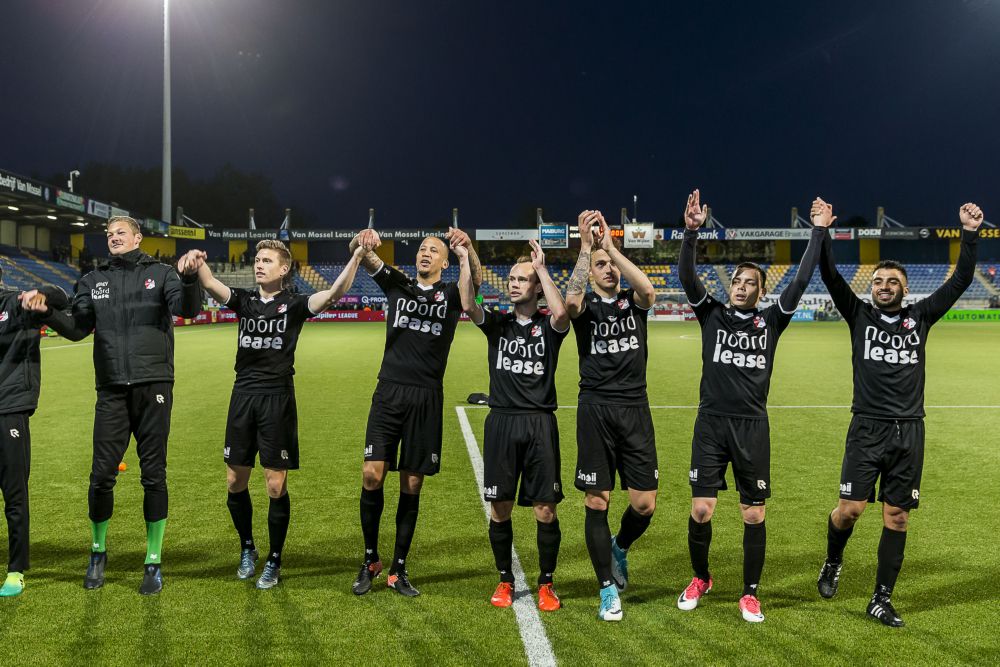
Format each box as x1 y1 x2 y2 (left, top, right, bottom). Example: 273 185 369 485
373 263 462 389
571 288 650 405
821 229 979 419
225 288 313 392
476 309 569 412
692 295 793 418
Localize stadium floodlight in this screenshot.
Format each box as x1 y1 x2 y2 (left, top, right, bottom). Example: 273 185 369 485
162 0 172 224
67 170 80 192
46 215 57 220
452 208 459 230
368 208 375 229
6 205 18 211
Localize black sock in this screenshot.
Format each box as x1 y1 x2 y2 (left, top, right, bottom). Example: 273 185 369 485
584 507 614 588
226 489 255 551
742 521 766 597
875 527 907 595
616 505 653 551
688 516 712 581
536 519 561 586
826 513 854 563
390 492 420 575
488 519 515 584
360 486 384 563
266 493 290 567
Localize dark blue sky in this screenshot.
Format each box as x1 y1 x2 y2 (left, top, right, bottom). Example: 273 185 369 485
3 0 999 228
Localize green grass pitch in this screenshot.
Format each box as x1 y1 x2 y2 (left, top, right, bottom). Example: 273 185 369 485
1 321 997 665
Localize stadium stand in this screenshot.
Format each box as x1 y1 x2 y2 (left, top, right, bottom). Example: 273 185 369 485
0 245 75 293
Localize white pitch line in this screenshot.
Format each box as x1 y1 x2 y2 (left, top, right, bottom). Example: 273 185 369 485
40 328 204 350
455 406 557 667
460 404 1000 410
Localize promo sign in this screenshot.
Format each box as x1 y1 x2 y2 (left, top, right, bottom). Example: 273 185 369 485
538 223 568 249
624 223 654 248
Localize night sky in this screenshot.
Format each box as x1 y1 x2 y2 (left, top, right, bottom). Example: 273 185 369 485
3 0 999 229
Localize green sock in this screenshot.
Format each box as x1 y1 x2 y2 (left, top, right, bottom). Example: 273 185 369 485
90 519 110 553
145 519 166 565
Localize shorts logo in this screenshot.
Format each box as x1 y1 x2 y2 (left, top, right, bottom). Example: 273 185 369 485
156 394 164 404
840 482 852 494
553 482 560 493
223 446 230 458
364 444 373 457
577 470 597 485
654 469 659 480
902 317 916 330
911 489 919 500
434 291 445 303
431 453 439 464
145 278 156 290
689 468 698 482
281 450 289 460
530 325 542 337
617 299 628 310
278 304 287 314
0 311 8 323
8 429 19 438
753 316 766 329
484 485 498 498
757 480 767 490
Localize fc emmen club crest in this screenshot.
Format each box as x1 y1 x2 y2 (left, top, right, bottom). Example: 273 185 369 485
0 311 8 323
753 316 766 329
278 304 288 314
530 324 542 337
902 317 916 330
617 299 628 310
144 278 156 290
434 291 445 303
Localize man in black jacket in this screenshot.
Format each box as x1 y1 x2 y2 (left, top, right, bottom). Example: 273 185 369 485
0 269 67 597
23 216 202 595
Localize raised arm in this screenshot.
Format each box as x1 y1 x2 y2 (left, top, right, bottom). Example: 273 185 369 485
308 245 367 313
596 213 656 309
447 227 482 289
777 204 831 312
814 198 862 322
195 255 232 305
530 239 569 331
453 244 484 323
679 189 708 304
565 210 598 318
168 250 207 318
917 203 983 323
349 229 384 274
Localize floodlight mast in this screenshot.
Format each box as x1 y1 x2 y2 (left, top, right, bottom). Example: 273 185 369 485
161 0 172 224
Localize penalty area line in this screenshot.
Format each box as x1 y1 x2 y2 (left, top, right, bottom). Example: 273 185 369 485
455 406 557 667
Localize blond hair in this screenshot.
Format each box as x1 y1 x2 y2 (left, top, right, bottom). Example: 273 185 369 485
107 216 141 235
255 239 291 267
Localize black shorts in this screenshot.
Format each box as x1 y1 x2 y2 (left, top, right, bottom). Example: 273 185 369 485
483 411 564 507
225 391 299 470
839 415 924 510
689 413 770 506
364 381 443 476
575 402 658 492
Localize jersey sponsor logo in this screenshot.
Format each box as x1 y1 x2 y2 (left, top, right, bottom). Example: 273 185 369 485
863 325 920 365
278 304 287 314
0 311 7 322
239 314 289 350
577 470 597 485
589 311 640 356
484 485 498 498
840 482 852 494
144 278 156 290
92 281 110 300
392 297 447 336
712 329 769 369
8 429 19 438
497 333 547 375
757 479 767 490
689 468 698 481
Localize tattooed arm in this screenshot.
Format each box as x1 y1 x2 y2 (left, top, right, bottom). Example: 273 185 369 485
566 210 599 319
349 229 384 273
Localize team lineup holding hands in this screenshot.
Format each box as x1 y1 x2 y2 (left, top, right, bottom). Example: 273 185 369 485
0 193 985 628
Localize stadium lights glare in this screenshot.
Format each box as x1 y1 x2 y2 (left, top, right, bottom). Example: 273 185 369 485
6 205 18 211
46 215 57 220
71 221 87 227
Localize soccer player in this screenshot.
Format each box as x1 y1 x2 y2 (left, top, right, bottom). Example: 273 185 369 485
677 189 827 622
564 210 658 622
815 199 984 627
193 239 371 589
23 215 203 595
351 226 482 597
0 271 67 597
455 239 569 612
